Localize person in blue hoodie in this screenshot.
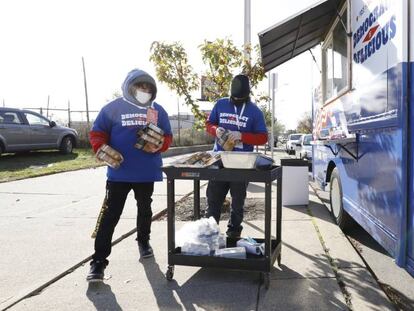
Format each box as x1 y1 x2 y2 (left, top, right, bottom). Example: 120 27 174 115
205 74 268 238
86 69 172 282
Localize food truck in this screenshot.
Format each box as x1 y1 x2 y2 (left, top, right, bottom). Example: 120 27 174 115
259 0 414 276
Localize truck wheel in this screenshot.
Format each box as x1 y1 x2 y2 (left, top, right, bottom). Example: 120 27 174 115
329 168 354 231
60 136 74 154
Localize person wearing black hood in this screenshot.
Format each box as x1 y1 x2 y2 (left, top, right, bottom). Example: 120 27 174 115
86 69 172 282
205 74 268 238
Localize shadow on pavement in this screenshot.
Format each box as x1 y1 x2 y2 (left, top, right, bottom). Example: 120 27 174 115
261 265 348 310
140 257 182 310
346 224 389 256
141 256 259 311
247 210 393 310
86 282 122 311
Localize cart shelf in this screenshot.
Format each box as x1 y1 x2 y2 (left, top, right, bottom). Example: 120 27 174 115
162 165 283 289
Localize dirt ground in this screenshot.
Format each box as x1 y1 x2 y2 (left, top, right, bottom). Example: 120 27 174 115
158 197 266 221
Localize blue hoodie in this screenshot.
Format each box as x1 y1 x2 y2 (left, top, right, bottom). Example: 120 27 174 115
92 69 172 182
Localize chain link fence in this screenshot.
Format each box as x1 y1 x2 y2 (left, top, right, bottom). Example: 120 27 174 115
24 107 213 148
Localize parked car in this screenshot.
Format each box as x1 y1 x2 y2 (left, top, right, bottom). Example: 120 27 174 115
285 133 304 155
279 136 288 144
0 107 79 156
295 134 313 160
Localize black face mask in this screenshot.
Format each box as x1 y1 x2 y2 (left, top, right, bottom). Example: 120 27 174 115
230 96 249 105
230 74 250 105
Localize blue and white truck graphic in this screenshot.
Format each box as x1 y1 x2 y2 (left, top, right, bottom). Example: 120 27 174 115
259 0 414 276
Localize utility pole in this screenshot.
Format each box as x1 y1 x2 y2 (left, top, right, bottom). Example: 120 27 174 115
46 95 50 118
82 57 90 127
244 0 251 63
177 97 181 145
2 99 5 107
268 73 271 112
67 100 71 128
271 73 278 158
264 72 271 155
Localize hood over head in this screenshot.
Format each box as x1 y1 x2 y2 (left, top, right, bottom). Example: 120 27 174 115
230 74 250 105
121 69 157 107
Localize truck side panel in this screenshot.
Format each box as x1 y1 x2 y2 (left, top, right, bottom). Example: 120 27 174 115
313 0 412 273
407 0 414 276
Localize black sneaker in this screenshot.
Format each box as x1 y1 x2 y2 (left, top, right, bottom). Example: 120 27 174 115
138 240 154 258
86 260 107 282
226 229 242 239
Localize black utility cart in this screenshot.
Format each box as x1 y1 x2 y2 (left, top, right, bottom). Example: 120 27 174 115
162 165 282 289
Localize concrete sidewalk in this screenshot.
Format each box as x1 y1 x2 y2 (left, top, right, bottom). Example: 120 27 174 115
6 183 394 310
0 154 198 310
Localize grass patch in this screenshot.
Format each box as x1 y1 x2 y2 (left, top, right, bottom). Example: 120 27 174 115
0 149 103 183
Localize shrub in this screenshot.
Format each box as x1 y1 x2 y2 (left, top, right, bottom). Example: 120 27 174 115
172 128 214 146
71 122 92 148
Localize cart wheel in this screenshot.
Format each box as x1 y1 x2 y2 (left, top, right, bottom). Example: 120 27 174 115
165 265 174 281
260 272 270 289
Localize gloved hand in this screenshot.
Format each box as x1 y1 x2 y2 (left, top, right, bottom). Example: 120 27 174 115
228 130 242 142
135 124 164 152
96 144 124 169
143 137 164 153
215 127 226 138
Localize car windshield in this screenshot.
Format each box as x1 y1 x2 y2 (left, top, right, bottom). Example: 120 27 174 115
303 135 312 145
290 134 302 140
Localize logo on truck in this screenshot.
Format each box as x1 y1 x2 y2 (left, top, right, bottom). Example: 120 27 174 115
353 3 396 64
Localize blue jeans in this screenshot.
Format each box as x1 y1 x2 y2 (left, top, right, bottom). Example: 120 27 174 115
206 180 248 233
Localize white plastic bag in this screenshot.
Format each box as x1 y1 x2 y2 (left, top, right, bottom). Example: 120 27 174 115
176 217 221 255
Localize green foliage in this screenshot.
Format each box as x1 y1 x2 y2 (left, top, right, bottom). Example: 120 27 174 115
199 39 267 103
199 38 242 100
240 44 267 90
150 41 205 128
149 39 268 129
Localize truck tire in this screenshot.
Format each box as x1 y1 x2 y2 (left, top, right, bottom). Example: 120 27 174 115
329 168 354 231
60 136 74 154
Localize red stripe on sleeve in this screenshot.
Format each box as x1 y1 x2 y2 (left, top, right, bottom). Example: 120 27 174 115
241 132 268 145
159 134 173 152
89 131 109 153
206 120 218 137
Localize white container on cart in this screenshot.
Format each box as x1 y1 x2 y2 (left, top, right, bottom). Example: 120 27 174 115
281 159 309 206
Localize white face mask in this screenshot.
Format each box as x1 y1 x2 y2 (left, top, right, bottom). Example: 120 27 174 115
135 90 152 104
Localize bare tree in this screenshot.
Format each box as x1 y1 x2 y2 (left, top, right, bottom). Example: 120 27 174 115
296 112 312 133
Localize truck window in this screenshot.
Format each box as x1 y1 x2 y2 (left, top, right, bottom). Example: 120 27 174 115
323 7 348 103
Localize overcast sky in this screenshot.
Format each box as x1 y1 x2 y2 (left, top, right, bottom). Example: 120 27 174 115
0 0 320 129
